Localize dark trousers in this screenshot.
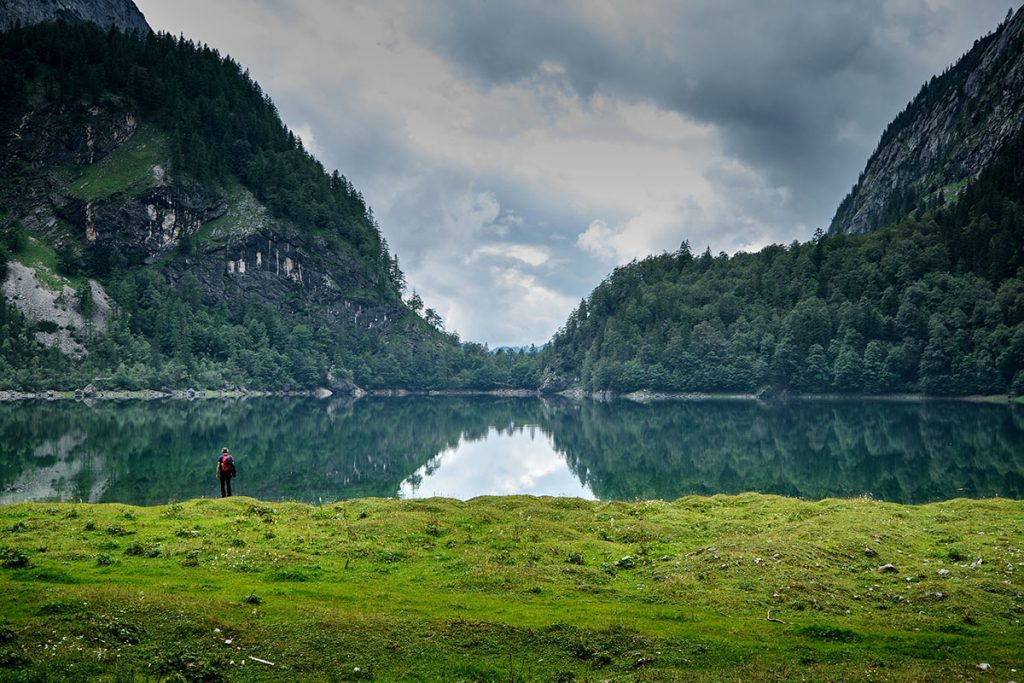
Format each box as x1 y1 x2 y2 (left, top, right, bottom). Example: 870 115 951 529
220 474 232 497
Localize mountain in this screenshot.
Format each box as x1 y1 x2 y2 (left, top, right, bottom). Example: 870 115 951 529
0 21 537 391
540 12 1024 397
830 6 1024 235
0 0 149 33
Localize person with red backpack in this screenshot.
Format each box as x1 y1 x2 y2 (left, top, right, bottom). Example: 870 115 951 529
216 447 236 497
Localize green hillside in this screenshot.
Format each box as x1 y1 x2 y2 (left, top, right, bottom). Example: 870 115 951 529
0 22 538 391
540 127 1024 396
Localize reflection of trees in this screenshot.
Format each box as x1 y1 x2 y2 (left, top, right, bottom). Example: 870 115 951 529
2 398 1023 505
551 400 1024 504
0 397 549 505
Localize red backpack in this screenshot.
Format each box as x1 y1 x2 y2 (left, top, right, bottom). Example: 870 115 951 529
219 454 235 476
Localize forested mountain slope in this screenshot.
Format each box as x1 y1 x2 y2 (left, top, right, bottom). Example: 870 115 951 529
830 6 1024 235
541 17 1024 397
0 22 536 391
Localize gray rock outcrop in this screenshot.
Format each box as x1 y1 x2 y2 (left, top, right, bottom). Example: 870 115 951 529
0 0 150 33
830 7 1024 234
1 262 112 359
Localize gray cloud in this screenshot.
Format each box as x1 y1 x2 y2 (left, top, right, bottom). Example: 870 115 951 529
135 0 1014 345
415 0 1011 222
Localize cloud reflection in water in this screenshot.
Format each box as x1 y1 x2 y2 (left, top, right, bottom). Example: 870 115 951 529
398 426 593 500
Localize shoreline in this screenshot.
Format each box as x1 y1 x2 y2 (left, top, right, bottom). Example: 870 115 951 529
0 386 1017 403
0 387 545 402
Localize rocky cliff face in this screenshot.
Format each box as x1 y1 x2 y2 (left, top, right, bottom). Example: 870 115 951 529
163 224 396 331
4 103 139 171
2 99 400 358
65 184 227 265
0 0 149 33
830 6 1024 234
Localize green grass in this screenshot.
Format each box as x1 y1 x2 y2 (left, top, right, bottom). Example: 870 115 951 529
0 494 1021 680
14 236 68 292
191 179 257 248
66 126 167 201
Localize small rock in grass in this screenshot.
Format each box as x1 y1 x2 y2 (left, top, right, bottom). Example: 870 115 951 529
936 568 950 576
977 662 990 670
878 563 898 573
970 558 984 569
864 547 877 557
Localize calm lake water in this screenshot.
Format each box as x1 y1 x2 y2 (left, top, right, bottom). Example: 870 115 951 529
2 397 1023 506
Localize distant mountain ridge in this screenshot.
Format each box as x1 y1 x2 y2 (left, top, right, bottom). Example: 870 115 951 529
0 0 149 33
830 5 1024 234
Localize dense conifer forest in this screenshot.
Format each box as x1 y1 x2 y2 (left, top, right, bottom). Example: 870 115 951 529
541 128 1024 395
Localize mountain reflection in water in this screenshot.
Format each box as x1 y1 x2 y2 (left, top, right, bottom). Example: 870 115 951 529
1 397 1023 505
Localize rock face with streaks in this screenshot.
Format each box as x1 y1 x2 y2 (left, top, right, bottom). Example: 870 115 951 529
830 7 1024 234
0 0 150 33
1 97 401 358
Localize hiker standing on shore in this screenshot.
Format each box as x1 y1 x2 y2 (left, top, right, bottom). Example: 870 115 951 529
216 447 236 497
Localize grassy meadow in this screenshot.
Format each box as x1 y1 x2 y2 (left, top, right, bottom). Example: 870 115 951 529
0 494 1021 681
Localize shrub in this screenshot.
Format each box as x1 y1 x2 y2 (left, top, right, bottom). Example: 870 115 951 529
180 549 201 567
0 547 29 569
614 555 637 569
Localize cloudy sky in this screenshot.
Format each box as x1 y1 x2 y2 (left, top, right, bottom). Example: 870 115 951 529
136 0 1013 347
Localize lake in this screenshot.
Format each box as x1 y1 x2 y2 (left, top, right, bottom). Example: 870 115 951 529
2 396 1023 506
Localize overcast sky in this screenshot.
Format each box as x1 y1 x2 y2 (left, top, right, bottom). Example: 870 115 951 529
135 0 1014 347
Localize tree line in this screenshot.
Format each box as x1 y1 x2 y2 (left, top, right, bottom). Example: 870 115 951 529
542 126 1024 396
